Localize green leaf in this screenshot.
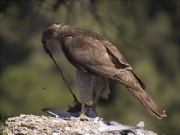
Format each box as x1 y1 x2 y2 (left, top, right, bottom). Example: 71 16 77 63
0 113 10 125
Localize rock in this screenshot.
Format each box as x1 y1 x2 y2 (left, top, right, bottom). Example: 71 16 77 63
3 114 158 135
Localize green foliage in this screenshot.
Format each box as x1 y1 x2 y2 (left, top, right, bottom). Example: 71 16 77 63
0 0 179 134
0 113 10 125
0 113 10 135
0 131 8 135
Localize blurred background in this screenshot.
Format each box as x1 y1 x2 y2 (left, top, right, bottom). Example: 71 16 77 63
0 0 179 134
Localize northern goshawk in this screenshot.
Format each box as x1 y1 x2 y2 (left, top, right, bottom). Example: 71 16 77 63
42 23 167 119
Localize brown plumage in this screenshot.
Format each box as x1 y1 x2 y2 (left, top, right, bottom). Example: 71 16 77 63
42 23 167 119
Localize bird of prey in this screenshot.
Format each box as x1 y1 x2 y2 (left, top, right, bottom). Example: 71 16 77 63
42 23 167 119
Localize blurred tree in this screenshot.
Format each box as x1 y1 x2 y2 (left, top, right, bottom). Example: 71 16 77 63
0 0 179 134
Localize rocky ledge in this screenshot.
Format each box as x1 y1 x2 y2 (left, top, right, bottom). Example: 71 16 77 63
3 114 157 135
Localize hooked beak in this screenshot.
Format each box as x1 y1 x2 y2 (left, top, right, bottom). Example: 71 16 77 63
42 40 46 45
42 39 49 54
42 36 47 45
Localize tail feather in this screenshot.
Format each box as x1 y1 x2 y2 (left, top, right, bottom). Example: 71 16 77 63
127 87 167 119
115 70 167 119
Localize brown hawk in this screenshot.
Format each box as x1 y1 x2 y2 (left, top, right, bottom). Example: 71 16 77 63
42 23 167 119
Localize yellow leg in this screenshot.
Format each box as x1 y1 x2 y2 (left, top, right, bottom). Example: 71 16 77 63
79 101 91 120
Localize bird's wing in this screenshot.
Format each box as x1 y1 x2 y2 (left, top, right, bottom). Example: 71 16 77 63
98 37 131 68
62 34 167 119
68 26 131 69
63 34 129 69
62 34 140 90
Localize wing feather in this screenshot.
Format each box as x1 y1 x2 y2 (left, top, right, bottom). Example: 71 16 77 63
99 38 131 68
62 26 132 70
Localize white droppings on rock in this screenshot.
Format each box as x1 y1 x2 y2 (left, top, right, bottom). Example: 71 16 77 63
3 114 158 135
65 126 70 130
20 114 27 117
53 119 61 123
93 117 100 123
137 121 145 128
52 132 58 135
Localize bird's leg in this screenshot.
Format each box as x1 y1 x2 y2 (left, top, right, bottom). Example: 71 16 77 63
78 101 91 120
81 101 85 114
93 76 110 109
76 69 94 120
93 89 102 109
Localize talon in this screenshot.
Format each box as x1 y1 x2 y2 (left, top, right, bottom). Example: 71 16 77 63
79 113 91 121
70 114 91 121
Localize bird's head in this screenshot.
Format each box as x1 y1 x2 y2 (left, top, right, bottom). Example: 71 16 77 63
42 23 63 44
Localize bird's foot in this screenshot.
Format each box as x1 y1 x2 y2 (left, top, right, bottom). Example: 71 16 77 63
79 113 91 121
